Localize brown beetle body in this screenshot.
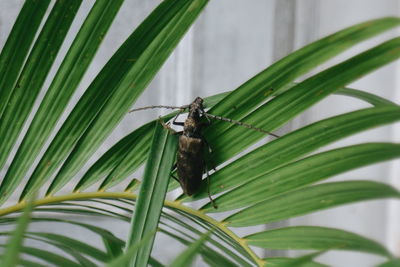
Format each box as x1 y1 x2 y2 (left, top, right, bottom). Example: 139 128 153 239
174 97 209 197
176 134 204 196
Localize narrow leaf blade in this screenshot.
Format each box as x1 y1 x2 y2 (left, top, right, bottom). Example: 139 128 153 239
209 17 400 130
377 259 400 267
195 107 400 206
203 143 400 212
168 232 211 267
0 0 51 117
264 256 328 267
1 199 34 267
208 37 400 166
245 226 390 257
0 0 123 205
0 0 82 171
266 251 326 267
127 123 178 266
224 181 400 227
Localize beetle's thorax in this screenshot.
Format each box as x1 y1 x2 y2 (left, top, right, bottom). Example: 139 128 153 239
183 117 199 137
188 97 203 118
183 97 204 137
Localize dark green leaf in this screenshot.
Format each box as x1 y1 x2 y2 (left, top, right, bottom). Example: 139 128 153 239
124 179 141 193
276 83 398 107
43 0 209 196
16 0 201 201
336 88 398 107
202 249 240 267
0 199 34 267
75 121 155 191
264 256 328 267
0 0 123 205
204 18 400 162
224 181 400 226
149 257 166 267
27 232 110 262
127 123 178 266
207 37 400 167
265 251 327 267
0 0 51 117
377 259 400 267
19 246 81 267
208 17 400 130
245 226 390 256
195 107 400 205
0 0 82 171
106 231 155 267
159 226 244 267
160 212 252 266
18 259 48 267
202 143 400 212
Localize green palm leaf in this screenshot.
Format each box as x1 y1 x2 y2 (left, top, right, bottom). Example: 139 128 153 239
127 123 177 266
191 107 400 203
168 231 211 267
0 0 51 118
207 37 400 166
44 0 209 196
0 0 82 171
0 198 34 267
224 180 400 226
377 259 400 267
265 251 327 267
0 1 399 266
245 226 390 256
202 143 400 212
264 256 328 267
0 0 124 206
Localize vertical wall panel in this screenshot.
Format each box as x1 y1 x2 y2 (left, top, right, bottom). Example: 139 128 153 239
191 0 275 98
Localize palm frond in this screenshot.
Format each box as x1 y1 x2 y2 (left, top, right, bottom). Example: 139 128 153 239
0 1 399 266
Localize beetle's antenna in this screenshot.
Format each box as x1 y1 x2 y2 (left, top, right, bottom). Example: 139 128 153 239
204 113 280 138
129 105 189 113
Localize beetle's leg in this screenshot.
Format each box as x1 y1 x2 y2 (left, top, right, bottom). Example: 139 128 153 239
200 107 211 124
202 136 217 172
202 137 212 153
171 173 180 183
173 122 184 126
205 168 217 209
171 162 177 172
202 142 217 209
172 111 185 126
159 117 183 135
170 163 181 184
158 117 177 134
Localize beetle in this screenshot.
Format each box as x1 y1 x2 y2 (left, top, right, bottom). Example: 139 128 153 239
130 96 279 209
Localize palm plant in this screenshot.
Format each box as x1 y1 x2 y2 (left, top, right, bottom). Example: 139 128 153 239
0 1 399 266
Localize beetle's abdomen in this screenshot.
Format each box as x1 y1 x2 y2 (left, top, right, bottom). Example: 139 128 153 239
177 135 204 196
